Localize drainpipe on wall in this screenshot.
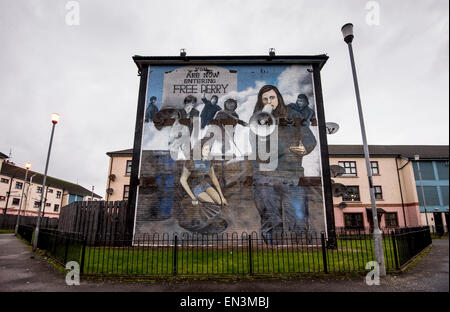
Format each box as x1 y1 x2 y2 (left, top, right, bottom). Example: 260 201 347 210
4 176 14 214
106 156 114 201
396 155 409 227
60 188 65 211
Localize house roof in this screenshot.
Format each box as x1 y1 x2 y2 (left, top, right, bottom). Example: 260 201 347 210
0 152 9 159
106 145 449 160
328 145 449 160
106 148 133 157
0 162 102 198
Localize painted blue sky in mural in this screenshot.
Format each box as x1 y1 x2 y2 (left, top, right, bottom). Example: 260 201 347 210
146 65 306 110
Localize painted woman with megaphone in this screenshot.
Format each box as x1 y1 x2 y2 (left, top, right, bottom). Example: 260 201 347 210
250 85 317 243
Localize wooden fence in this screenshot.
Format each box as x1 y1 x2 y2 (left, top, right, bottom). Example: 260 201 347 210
0 214 58 230
57 201 128 245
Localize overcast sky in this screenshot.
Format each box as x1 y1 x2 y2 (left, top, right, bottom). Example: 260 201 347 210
0 0 448 198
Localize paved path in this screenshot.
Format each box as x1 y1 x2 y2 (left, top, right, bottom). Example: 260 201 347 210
0 234 448 292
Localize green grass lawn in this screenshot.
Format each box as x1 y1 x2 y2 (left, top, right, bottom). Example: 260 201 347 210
79 237 401 276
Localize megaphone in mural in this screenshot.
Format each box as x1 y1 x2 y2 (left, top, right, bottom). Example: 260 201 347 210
249 104 277 137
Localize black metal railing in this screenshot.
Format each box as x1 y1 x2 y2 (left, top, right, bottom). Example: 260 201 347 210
17 224 34 244
36 229 84 267
391 227 432 267
28 227 432 278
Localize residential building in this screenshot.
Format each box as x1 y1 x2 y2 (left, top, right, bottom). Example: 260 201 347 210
329 145 448 231
0 155 102 218
105 149 133 202
106 145 449 230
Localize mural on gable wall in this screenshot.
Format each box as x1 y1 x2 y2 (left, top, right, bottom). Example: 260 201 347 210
135 64 326 240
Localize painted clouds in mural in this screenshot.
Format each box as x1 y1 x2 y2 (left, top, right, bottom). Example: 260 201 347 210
136 64 325 240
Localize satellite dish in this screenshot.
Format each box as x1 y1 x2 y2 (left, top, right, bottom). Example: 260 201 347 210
326 122 340 135
331 183 347 197
249 111 276 137
338 202 347 209
330 165 346 178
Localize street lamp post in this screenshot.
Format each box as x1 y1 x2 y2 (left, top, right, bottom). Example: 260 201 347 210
342 23 386 276
414 155 429 227
14 162 31 235
32 113 60 251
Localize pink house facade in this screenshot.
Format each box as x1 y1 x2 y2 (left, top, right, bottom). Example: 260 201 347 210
329 145 448 231
105 145 449 231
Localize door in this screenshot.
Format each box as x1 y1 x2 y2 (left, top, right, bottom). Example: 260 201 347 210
445 213 449 234
433 212 444 236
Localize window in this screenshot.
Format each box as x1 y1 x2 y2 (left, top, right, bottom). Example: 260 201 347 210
441 186 449 206
34 201 40 208
45 202 51 207
47 188 53 193
126 160 132 176
370 161 379 175
413 161 435 180
338 161 357 176
1 178 8 183
56 191 62 199
385 213 398 227
37 186 42 193
12 198 20 205
417 186 441 206
436 161 449 180
344 213 364 229
15 181 23 189
343 186 360 201
374 186 383 200
123 185 130 200
54 204 60 212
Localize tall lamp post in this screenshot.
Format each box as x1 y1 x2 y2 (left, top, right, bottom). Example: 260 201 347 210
14 162 31 235
341 23 386 276
414 155 429 226
32 113 60 251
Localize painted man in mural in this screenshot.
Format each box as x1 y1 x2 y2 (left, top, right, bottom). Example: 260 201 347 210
179 95 200 119
288 94 316 126
251 85 317 243
213 98 248 156
144 96 159 123
200 93 221 129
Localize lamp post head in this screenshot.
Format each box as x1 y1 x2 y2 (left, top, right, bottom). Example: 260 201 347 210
25 162 31 170
341 23 354 44
414 154 420 161
51 113 60 124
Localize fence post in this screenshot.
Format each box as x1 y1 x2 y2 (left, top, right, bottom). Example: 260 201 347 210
391 231 399 270
80 237 87 275
63 234 70 264
248 236 253 276
173 235 178 276
321 232 328 274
